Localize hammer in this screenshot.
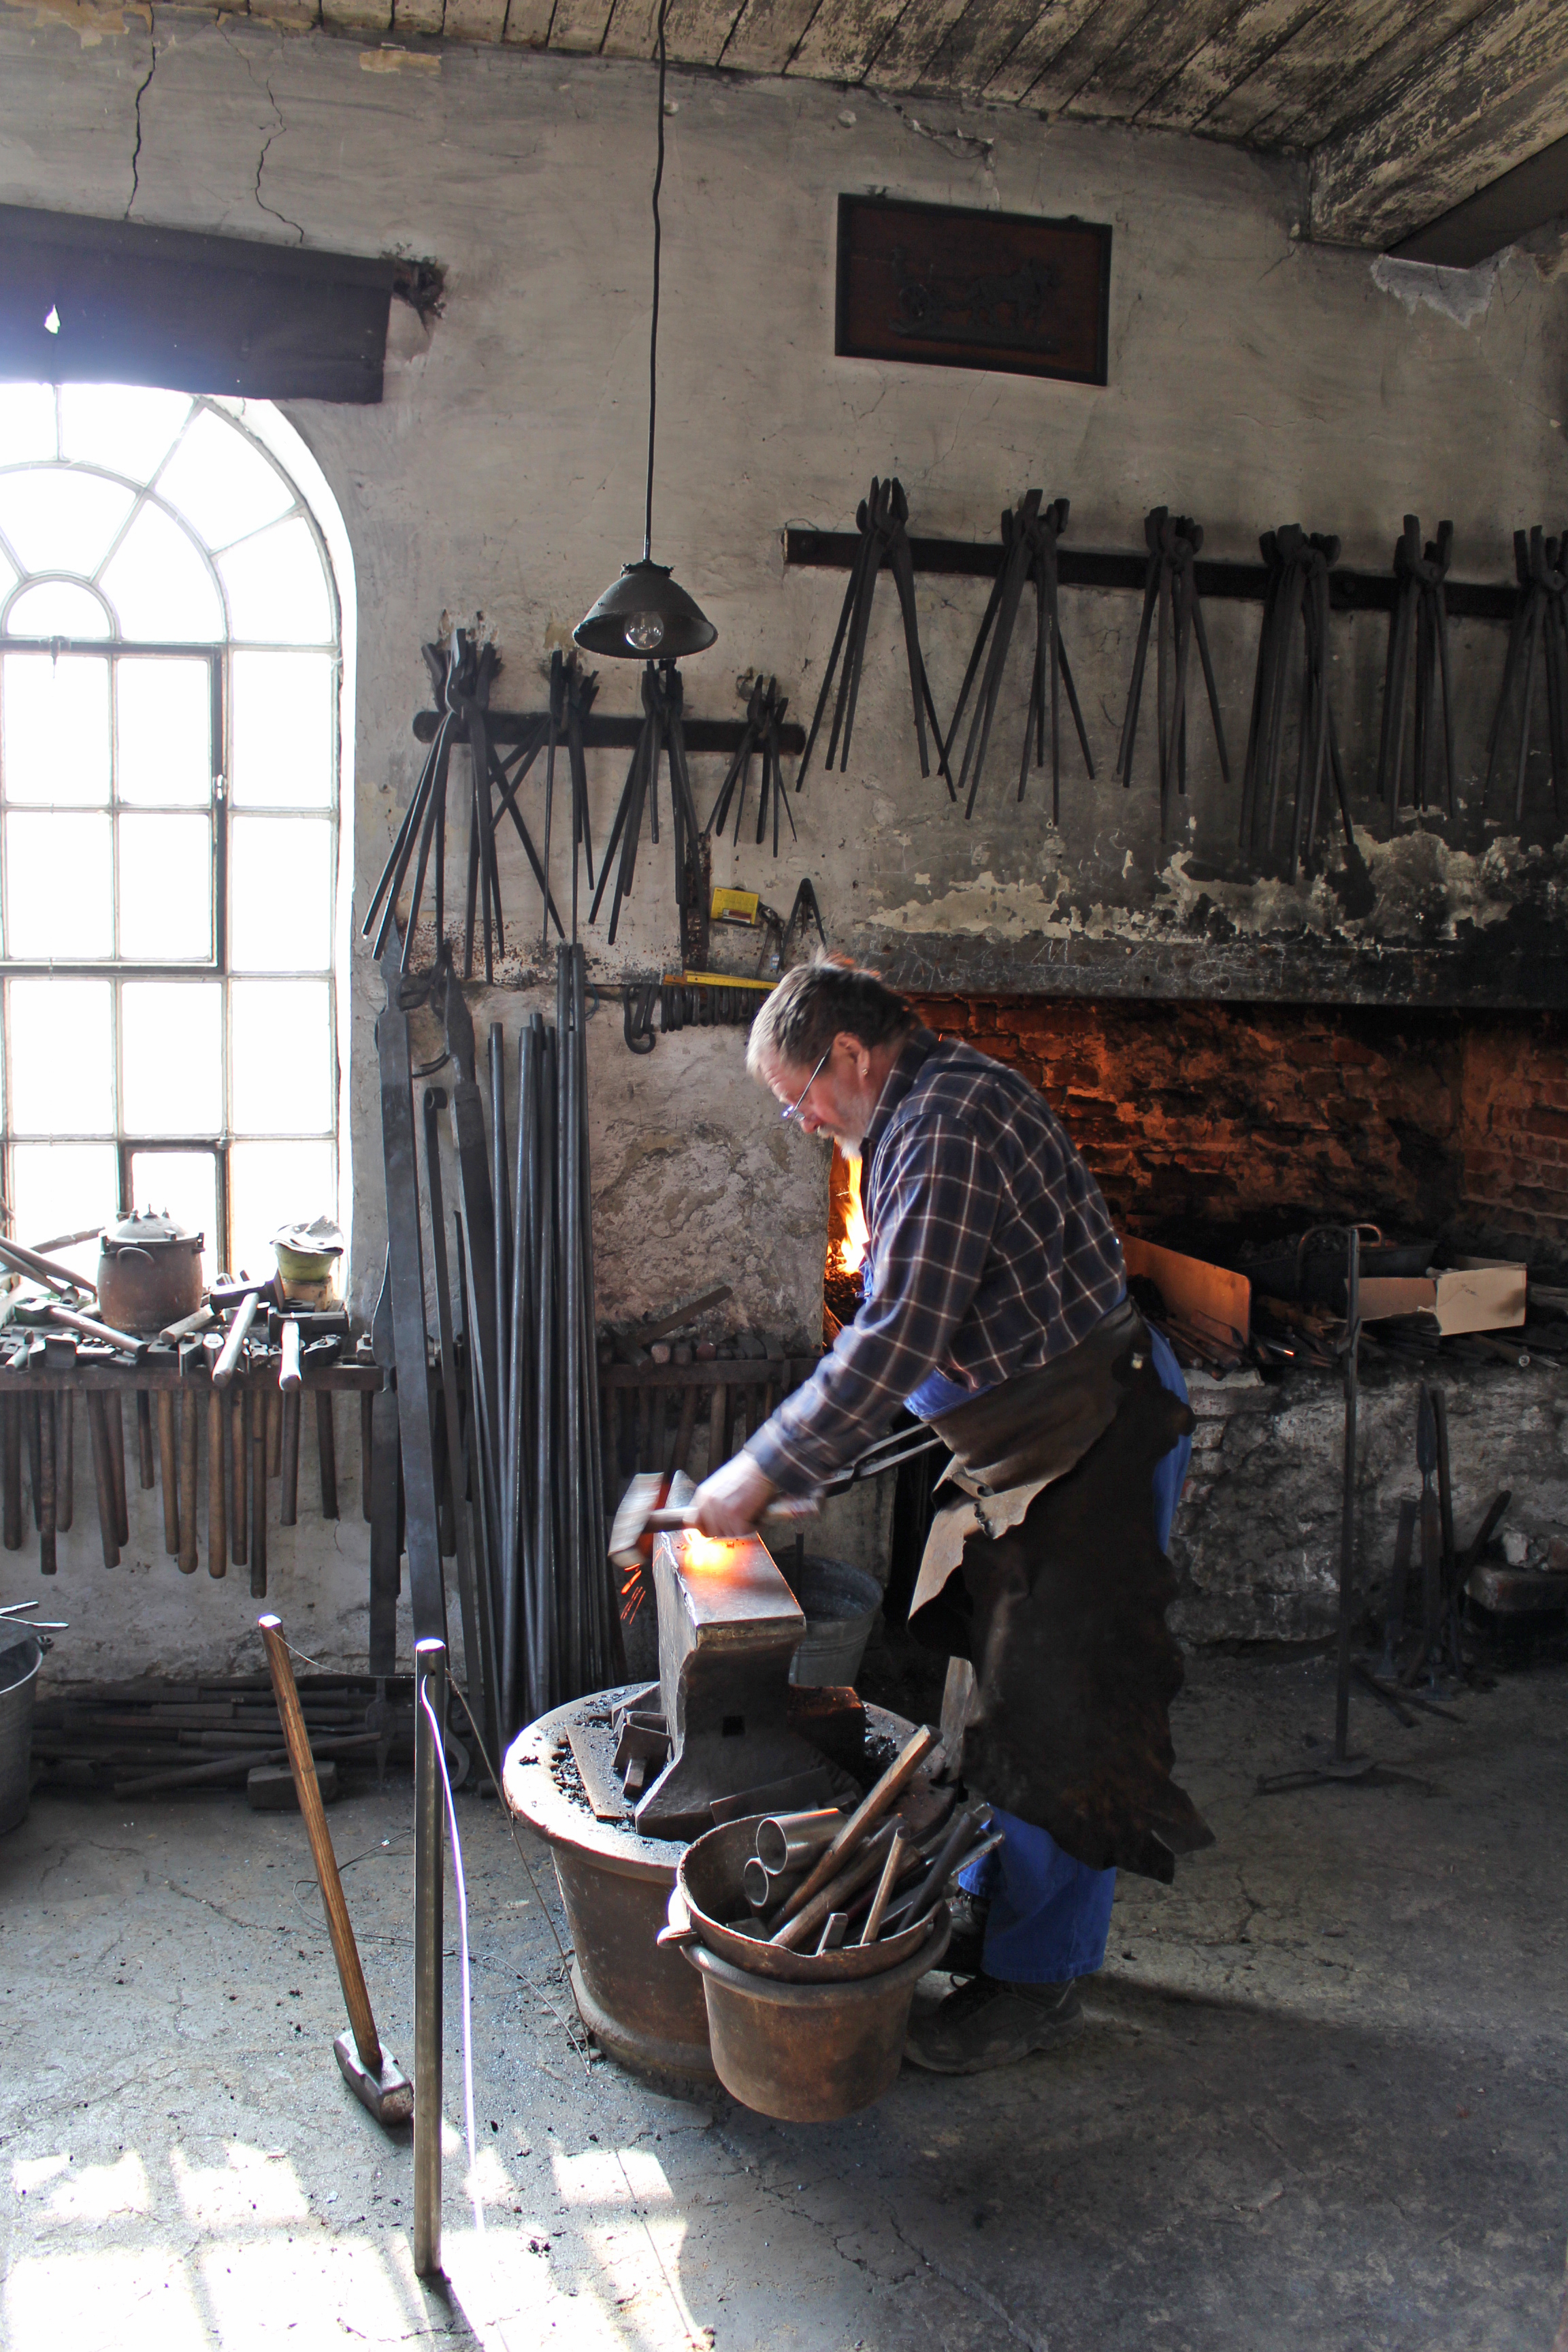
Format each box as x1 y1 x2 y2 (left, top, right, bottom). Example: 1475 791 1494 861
258 1614 413 2127
609 1470 802 1569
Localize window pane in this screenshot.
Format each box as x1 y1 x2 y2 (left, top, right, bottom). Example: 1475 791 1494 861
9 977 113 1132
231 651 333 808
118 815 212 960
155 408 293 551
5 813 113 957
0 467 135 576
229 1139 335 1282
129 1149 217 1285
58 387 193 485
1 653 110 804
10 1143 118 1282
4 580 111 639
218 517 331 644
0 546 15 604
117 657 212 806
230 979 333 1134
0 387 57 466
99 502 223 643
121 979 223 1134
229 815 332 971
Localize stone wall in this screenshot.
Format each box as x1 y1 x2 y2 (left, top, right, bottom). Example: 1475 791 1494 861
1170 1356 1568 1648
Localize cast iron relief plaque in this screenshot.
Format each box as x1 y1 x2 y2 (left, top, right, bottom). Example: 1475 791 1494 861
835 193 1111 385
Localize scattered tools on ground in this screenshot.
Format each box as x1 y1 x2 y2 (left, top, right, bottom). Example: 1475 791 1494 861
1376 514 1456 825
796 476 953 800
259 1616 414 2126
1116 507 1230 845
706 674 796 853
1484 524 1568 827
945 491 1094 824
589 657 704 945
1238 524 1350 879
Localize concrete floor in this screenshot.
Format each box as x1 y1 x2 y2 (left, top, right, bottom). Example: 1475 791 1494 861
2 1650 1565 2352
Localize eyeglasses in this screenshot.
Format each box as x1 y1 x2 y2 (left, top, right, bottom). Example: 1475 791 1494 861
779 1045 832 1126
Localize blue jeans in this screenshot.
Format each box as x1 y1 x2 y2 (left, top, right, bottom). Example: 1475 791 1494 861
958 1327 1192 1984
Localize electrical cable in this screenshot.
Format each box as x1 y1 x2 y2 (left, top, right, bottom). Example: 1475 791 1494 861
421 1679 483 2236
643 0 667 564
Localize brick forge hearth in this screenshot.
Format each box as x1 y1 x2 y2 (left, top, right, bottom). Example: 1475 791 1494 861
851 996 1568 1647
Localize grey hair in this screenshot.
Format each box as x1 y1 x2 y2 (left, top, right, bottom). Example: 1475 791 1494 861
746 954 913 1077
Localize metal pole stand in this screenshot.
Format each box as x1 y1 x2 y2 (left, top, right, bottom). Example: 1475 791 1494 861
413 1636 446 2278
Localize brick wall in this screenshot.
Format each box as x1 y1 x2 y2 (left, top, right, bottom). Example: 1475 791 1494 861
1458 1015 1568 1262
902 996 1567 1260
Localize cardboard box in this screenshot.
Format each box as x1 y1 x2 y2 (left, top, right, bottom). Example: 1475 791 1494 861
1356 1256 1526 1334
1122 1238 1250 1350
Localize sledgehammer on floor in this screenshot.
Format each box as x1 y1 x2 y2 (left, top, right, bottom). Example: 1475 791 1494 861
258 1614 414 2127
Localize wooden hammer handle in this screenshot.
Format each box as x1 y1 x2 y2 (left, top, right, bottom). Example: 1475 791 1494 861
258 1615 382 2076
212 1292 260 1389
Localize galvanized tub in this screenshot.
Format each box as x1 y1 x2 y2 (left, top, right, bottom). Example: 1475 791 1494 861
781 1554 883 1688
0 1635 42 1836
683 1910 950 2121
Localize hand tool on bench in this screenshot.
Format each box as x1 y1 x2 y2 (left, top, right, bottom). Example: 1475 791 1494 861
212 1292 261 1388
268 1310 346 1531
46 1305 147 1362
258 1614 414 2127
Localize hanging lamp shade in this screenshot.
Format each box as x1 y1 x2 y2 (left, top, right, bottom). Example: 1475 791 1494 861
573 557 716 662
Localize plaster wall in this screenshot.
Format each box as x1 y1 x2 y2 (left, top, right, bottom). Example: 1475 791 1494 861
3 14 1567 1670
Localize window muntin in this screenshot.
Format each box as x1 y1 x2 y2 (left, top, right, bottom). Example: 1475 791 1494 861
0 388 341 1280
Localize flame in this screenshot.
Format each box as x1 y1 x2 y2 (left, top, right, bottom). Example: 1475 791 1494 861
681 1531 739 1573
835 1152 868 1278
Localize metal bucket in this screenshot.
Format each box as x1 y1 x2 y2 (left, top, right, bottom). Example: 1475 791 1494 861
781 1554 883 1688
683 1910 949 2121
668 1817 949 1982
0 1636 41 1837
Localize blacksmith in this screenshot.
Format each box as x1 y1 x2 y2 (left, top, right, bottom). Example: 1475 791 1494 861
692 956 1210 2075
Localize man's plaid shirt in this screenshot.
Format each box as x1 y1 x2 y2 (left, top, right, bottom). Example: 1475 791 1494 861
747 1027 1126 1498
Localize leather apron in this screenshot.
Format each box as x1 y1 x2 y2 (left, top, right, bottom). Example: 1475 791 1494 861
907 1298 1213 1884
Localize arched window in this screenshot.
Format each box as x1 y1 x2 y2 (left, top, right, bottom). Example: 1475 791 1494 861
0 385 349 1282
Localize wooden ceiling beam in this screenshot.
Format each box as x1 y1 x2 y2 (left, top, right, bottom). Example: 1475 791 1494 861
1056 0 1251 126
1309 0 1568 246
963 0 1095 105
717 0 824 73
1254 0 1491 146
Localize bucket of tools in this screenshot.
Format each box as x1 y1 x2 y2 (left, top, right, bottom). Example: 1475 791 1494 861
661 1731 996 2121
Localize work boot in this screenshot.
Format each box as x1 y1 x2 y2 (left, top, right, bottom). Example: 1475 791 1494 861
904 1973 1083 2074
938 1889 990 1978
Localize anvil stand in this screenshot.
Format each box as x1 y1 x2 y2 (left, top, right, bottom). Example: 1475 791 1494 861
1258 1229 1428 1797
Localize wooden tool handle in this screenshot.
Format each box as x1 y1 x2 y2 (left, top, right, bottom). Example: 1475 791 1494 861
280 1320 303 1392
775 1725 937 1928
212 1292 259 1389
157 1392 180 1557
85 1391 121 1569
258 1615 382 2074
207 1389 227 1578
178 1389 199 1575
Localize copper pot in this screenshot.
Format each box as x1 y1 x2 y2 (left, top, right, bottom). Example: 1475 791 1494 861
97 1211 204 1335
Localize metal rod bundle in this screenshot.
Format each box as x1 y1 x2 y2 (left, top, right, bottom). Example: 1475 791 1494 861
944 492 1094 823
589 658 704 945
796 476 953 799
430 943 619 1749
1376 515 1457 825
705 674 796 854
1484 524 1568 827
1115 507 1230 843
1237 525 1352 880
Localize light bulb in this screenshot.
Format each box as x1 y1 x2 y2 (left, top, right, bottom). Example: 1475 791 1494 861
623 611 666 652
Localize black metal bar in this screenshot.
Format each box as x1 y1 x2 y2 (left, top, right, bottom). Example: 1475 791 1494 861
416 710 807 753
783 526 1520 619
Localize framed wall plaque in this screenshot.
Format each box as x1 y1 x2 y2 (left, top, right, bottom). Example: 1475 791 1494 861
834 193 1111 386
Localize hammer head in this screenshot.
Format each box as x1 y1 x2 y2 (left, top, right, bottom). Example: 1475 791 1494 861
609 1471 670 1571
333 2031 414 2127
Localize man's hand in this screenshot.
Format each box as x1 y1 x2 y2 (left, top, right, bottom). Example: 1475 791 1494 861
692 1452 779 1538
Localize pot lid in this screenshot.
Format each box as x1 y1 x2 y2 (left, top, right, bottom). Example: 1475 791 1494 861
102 1208 199 1248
